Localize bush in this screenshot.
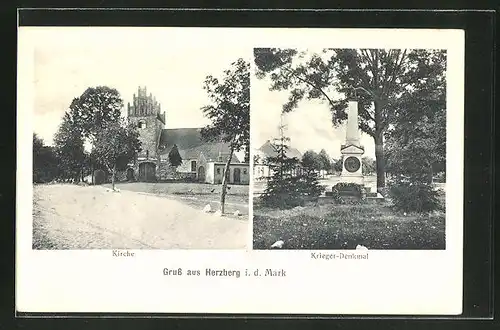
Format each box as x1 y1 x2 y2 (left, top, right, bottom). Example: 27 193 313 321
389 182 441 213
93 169 107 185
327 183 366 205
332 182 365 197
260 172 325 209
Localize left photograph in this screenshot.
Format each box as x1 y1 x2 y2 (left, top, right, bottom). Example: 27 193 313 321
30 28 250 250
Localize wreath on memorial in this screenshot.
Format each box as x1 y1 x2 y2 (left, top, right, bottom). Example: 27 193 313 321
331 182 366 204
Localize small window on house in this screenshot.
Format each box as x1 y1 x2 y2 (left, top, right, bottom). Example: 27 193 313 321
243 168 247 175
191 160 197 172
217 168 221 174
138 121 147 129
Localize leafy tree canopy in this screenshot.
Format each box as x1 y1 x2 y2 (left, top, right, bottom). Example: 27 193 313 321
93 120 141 174
53 113 86 181
201 58 250 153
68 86 124 142
301 150 322 171
254 48 446 188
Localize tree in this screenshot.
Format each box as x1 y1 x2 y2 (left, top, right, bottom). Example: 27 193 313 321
254 48 446 189
53 113 86 182
301 150 321 172
33 133 44 182
68 86 124 183
168 144 183 168
244 146 250 163
92 120 141 190
253 154 261 166
200 58 250 214
318 149 331 175
362 157 376 175
33 133 44 154
331 157 343 173
385 110 445 184
385 65 446 183
33 134 58 183
261 123 323 209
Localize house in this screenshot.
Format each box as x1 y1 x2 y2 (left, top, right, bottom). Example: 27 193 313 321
120 86 249 185
253 140 302 180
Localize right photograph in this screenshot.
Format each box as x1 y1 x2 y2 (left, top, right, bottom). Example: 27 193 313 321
252 48 446 250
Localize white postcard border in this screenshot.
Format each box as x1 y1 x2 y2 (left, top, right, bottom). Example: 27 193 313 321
17 27 464 315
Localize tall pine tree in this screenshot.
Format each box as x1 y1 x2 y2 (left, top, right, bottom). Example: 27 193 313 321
260 117 324 209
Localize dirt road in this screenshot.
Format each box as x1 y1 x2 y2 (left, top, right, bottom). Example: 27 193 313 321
33 184 248 250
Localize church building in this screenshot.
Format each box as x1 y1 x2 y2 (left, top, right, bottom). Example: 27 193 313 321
121 86 249 185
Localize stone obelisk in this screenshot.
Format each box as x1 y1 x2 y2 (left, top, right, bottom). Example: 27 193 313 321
346 100 361 147
340 98 365 185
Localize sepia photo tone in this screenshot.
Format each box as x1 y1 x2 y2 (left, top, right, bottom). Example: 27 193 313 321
252 48 446 250
18 27 463 315
31 29 250 250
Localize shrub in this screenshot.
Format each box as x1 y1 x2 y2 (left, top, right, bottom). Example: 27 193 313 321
332 182 365 197
93 169 107 185
389 182 441 213
260 172 325 209
327 183 366 205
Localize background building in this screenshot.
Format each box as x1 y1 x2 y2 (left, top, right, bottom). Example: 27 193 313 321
253 140 302 180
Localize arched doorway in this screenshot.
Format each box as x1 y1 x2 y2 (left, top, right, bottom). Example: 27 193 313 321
198 166 205 182
138 162 156 182
126 168 135 181
233 168 241 184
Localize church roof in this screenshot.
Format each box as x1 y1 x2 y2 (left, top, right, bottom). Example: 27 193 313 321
159 128 203 151
159 128 241 162
258 140 302 159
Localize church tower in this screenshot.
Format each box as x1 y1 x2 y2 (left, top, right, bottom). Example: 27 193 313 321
127 86 166 161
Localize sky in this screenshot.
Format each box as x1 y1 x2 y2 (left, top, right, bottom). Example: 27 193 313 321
251 75 375 159
31 27 251 146
28 27 376 159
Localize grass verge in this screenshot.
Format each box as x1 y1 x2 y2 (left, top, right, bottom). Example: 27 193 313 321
253 202 445 250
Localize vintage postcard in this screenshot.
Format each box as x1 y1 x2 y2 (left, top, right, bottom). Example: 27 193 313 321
17 27 464 315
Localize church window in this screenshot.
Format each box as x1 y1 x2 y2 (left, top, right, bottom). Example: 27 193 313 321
146 150 149 159
217 168 221 174
191 161 197 172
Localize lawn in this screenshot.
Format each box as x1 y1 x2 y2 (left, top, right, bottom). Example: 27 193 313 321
105 182 249 216
253 201 446 250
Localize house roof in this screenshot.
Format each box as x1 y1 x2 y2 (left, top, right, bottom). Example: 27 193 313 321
159 128 241 162
258 140 302 159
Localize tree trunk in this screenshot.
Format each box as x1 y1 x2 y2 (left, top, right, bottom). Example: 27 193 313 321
427 162 433 184
374 132 386 189
91 153 94 185
111 164 116 191
220 147 235 215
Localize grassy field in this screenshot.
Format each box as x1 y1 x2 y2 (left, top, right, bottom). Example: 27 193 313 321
253 200 446 250
104 182 249 216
